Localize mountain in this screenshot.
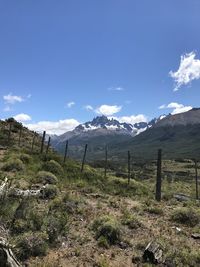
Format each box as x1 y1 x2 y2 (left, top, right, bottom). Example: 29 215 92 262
110 108 200 160
51 115 165 161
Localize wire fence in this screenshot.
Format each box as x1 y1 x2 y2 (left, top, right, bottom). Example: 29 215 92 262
0 121 199 202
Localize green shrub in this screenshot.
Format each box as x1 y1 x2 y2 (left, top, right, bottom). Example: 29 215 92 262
1 158 24 172
46 212 68 243
166 247 200 266
19 153 31 164
171 208 200 227
145 206 164 215
43 184 58 199
37 171 58 184
11 219 29 234
16 232 48 260
97 236 110 248
121 213 142 229
43 160 63 175
93 215 121 245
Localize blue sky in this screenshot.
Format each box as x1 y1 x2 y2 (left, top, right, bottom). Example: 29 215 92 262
0 0 200 134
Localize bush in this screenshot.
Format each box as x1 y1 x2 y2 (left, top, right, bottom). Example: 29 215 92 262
145 206 164 215
16 232 48 260
42 160 63 175
42 184 58 199
46 196 69 243
1 158 24 172
97 236 110 248
93 215 121 245
37 171 58 184
11 219 29 234
19 153 31 164
171 208 200 227
121 213 143 229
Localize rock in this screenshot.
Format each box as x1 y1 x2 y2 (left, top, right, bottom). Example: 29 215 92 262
191 233 200 239
143 241 164 264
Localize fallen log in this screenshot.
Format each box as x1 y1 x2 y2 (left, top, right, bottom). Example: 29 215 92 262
143 241 164 264
173 193 191 202
0 225 21 267
8 188 43 198
0 177 9 200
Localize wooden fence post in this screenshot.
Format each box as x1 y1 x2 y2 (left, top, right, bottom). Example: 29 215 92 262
40 131 46 154
155 149 162 201
104 145 108 178
46 136 51 156
18 127 22 147
128 150 131 185
63 140 69 163
81 144 88 173
195 159 199 200
31 132 36 153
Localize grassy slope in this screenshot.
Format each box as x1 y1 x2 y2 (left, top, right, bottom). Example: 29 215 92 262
1 119 200 266
110 124 200 161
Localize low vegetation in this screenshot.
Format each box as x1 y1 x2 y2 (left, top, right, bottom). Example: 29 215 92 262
93 215 121 245
171 208 200 226
1 119 200 266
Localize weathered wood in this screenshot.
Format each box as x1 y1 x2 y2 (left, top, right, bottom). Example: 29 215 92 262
81 144 88 173
0 225 21 267
40 131 46 154
104 145 108 178
31 132 36 153
191 233 200 239
128 150 131 185
18 127 22 147
1 177 45 198
173 193 191 202
63 140 68 163
46 136 51 155
8 188 43 198
195 159 199 200
155 149 162 201
143 241 164 264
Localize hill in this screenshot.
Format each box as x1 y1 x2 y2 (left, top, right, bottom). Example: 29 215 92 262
1 118 200 266
111 108 200 161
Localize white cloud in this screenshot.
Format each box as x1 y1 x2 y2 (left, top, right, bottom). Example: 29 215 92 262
67 101 75 108
158 104 166 109
96 105 122 116
3 93 24 104
169 52 200 91
25 118 80 135
14 113 32 122
159 102 192 115
84 105 94 111
108 87 124 91
110 114 148 124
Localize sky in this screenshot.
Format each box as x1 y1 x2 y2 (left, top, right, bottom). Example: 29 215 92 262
0 0 200 134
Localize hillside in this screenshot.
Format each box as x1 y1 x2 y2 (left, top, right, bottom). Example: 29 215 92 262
1 118 200 266
111 108 200 161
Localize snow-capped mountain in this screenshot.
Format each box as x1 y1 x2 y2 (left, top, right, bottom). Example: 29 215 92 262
73 115 166 135
51 115 166 159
